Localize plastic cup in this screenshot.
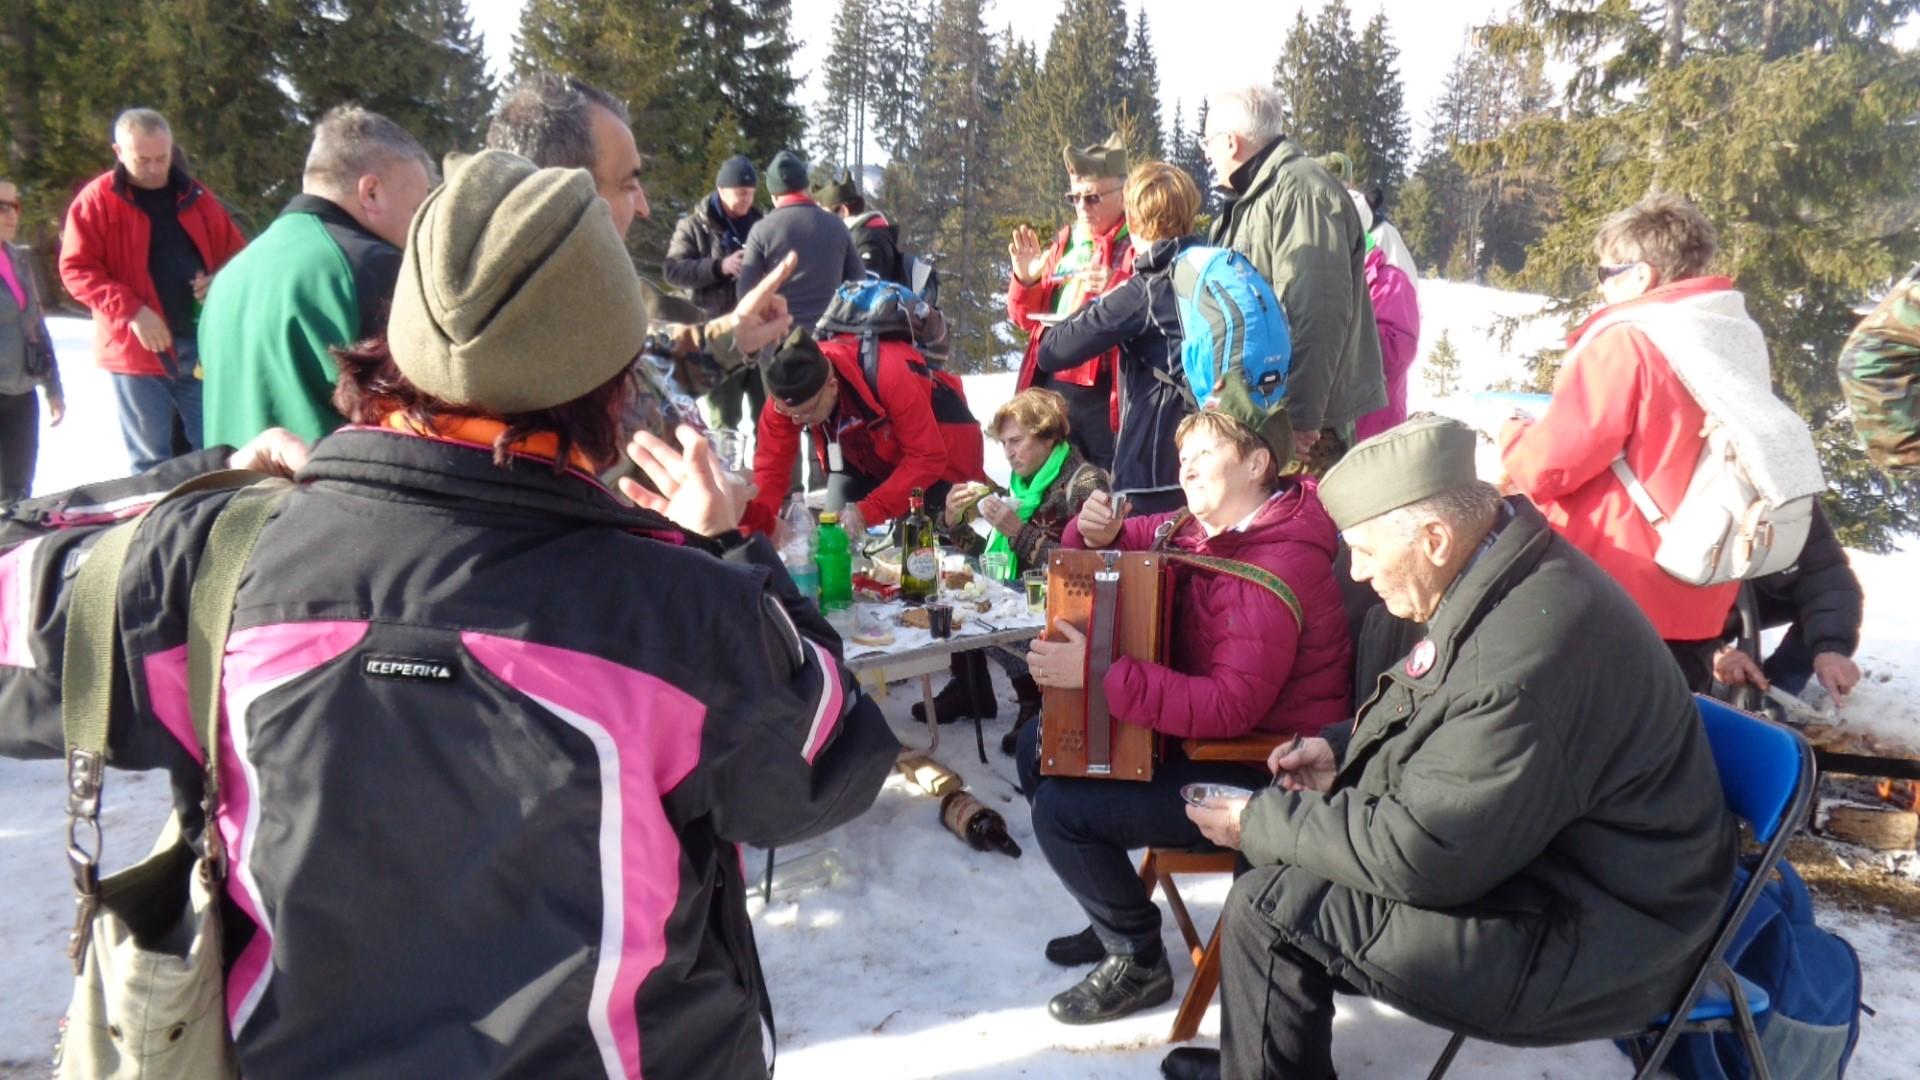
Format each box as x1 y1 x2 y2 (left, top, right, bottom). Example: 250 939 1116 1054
926 602 954 639
1022 570 1047 614
980 552 1013 582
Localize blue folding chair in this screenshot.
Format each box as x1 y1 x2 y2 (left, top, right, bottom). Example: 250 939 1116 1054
1427 694 1815 1080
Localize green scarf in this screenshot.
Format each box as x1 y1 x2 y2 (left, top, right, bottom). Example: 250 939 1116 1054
987 442 1070 569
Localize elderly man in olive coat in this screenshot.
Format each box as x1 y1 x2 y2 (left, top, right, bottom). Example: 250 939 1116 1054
1164 417 1736 1080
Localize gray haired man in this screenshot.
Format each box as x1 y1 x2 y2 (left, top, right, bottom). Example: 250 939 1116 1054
1202 85 1383 474
201 105 434 446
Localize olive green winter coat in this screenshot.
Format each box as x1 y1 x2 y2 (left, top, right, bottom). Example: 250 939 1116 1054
1237 499 1736 1044
1209 137 1385 436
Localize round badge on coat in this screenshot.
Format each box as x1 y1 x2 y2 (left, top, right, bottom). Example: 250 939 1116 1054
1405 639 1437 678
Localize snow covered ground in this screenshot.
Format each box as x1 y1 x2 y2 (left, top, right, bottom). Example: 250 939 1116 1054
3 288 1917 1078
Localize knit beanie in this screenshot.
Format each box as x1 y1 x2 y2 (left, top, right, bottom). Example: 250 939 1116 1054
1318 151 1355 184
386 149 649 415
716 155 756 189
766 150 810 197
762 329 832 405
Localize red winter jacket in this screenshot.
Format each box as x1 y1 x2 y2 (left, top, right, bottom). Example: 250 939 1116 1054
744 337 985 535
1008 220 1134 428
1063 479 1352 740
59 166 247 376
1353 247 1421 442
1498 276 1741 640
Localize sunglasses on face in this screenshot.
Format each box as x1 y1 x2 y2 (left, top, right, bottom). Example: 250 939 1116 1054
0 201 20 213
1596 262 1638 285
1063 190 1117 208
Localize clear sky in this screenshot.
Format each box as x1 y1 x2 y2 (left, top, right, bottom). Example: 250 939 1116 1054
469 0 1513 153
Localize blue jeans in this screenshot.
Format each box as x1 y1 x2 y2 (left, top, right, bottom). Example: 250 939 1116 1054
1016 718 1265 955
112 339 203 473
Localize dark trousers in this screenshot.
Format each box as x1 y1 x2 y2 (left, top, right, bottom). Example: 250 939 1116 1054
1218 865 1351 1080
0 389 38 502
1665 636 1721 694
1015 718 1263 955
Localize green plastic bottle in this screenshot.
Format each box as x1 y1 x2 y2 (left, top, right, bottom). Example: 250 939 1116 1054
816 511 852 611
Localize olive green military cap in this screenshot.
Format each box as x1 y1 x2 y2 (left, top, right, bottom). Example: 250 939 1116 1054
1319 415 1480 530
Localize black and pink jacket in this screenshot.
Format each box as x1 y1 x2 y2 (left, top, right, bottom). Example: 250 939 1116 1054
0 430 899 1078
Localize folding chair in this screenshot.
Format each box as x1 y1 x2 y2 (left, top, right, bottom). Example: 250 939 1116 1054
1139 733 1291 1043
1427 694 1815 1080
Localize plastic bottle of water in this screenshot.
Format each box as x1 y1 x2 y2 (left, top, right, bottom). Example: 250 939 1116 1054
816 512 852 611
780 494 819 601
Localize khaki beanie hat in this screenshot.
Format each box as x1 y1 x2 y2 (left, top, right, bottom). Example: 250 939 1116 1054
387 149 648 415
1318 415 1480 531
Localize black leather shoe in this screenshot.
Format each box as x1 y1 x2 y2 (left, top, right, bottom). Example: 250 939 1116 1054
1043 925 1104 966
1047 950 1173 1024
1160 1047 1221 1080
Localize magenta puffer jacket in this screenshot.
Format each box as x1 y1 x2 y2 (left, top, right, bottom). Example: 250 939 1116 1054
1354 247 1422 443
1063 478 1352 740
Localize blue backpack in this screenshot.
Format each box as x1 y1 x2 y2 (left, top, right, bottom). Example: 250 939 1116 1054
1627 858 1864 1079
1165 247 1292 440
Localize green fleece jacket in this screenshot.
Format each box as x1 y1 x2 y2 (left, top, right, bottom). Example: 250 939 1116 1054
202 195 400 446
1210 137 1385 434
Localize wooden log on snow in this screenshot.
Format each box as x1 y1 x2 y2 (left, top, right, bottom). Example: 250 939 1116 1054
1822 804 1919 851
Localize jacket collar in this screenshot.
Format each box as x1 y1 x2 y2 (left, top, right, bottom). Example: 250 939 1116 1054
299 427 704 547
1164 477 1335 560
1385 497 1551 694
111 163 198 208
773 193 817 210
1132 234 1199 276
281 193 383 243
1570 275 1738 343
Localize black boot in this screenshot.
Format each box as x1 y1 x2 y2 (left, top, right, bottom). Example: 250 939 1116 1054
1047 948 1173 1024
1001 674 1043 755
1159 1048 1221 1080
1044 925 1105 966
912 653 997 724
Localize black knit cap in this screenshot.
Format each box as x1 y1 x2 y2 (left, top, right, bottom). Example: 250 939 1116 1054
765 150 810 197
716 155 756 189
762 329 832 405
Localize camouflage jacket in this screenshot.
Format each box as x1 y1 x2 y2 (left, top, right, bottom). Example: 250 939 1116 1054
1838 267 1920 480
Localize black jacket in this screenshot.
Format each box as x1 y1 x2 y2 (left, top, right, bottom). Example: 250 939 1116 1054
1037 235 1200 498
1722 502 1863 658
664 194 762 320
1240 500 1736 1044
0 432 899 1078
846 211 903 284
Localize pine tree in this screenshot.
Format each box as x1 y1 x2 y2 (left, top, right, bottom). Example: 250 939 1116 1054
813 0 873 174
681 0 806 173
1423 331 1462 397
1119 7 1163 159
1168 98 1214 214
285 0 497 162
1351 13 1410 203
904 0 1005 371
1272 13 1316 138
868 0 933 162
1004 0 1131 221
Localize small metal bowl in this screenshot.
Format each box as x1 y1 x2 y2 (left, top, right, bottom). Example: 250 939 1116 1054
1180 783 1255 808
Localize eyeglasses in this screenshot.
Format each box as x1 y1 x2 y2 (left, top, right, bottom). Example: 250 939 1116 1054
0 201 19 214
1596 262 1638 285
1063 189 1119 208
